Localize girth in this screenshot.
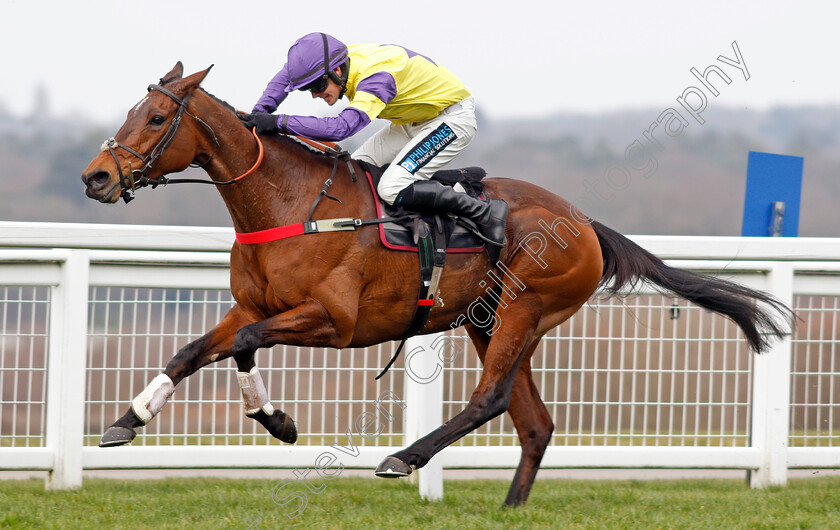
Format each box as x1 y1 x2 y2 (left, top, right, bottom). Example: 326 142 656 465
374 217 447 380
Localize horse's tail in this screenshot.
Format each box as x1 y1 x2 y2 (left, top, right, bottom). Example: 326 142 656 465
590 220 793 353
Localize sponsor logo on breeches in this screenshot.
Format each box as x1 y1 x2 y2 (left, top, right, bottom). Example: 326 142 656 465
398 122 457 174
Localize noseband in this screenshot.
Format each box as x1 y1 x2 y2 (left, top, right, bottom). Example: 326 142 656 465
101 83 219 203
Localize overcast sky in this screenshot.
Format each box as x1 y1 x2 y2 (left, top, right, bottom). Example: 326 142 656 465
1 0 837 125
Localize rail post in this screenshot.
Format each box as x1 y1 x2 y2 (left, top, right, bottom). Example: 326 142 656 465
403 332 445 500
749 262 794 488
44 250 90 490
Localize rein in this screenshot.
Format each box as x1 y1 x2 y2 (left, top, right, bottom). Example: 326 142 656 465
101 83 388 241
149 127 264 187
101 84 264 203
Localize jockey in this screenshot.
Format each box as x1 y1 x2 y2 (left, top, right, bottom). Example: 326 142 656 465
239 32 508 249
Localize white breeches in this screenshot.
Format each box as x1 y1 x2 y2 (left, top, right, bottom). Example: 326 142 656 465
353 97 477 204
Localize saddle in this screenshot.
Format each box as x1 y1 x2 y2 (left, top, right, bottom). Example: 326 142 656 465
359 161 489 254
356 161 493 379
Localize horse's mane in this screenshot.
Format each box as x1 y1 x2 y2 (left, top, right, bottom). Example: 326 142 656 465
198 88 237 114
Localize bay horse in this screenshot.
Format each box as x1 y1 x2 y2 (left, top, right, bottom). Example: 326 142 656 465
81 63 792 506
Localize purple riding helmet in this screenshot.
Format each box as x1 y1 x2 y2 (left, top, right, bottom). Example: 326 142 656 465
285 32 349 95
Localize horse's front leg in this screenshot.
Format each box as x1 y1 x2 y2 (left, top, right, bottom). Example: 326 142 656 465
230 299 346 442
99 305 252 447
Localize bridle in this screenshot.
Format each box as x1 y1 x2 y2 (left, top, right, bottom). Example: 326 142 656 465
100 83 260 203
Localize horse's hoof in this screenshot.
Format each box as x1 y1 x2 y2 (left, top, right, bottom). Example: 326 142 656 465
375 456 413 478
253 409 298 444
99 426 136 447
275 411 297 444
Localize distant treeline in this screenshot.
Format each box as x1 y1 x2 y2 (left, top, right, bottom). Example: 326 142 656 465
1 105 838 236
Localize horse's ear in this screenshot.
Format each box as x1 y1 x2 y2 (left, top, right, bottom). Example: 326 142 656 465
180 64 214 91
160 61 185 85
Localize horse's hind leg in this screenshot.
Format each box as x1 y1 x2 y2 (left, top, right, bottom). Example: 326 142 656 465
376 291 543 478
467 326 553 507
503 361 553 506
99 305 251 447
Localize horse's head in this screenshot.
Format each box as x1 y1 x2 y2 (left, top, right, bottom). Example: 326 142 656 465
82 62 214 203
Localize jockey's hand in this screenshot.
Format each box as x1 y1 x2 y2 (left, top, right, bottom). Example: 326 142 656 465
238 112 278 135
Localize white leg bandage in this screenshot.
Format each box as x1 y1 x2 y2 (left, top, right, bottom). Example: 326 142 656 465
237 367 275 416
131 373 175 425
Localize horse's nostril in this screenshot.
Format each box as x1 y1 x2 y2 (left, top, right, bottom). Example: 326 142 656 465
82 170 111 187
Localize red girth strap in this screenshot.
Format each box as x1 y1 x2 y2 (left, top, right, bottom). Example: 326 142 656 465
236 217 369 245
235 223 305 244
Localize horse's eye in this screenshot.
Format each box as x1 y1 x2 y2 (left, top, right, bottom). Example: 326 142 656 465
150 115 166 126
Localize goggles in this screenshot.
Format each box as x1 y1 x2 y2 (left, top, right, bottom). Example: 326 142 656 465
299 75 329 93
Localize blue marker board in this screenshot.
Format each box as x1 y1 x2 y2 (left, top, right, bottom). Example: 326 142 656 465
741 151 803 237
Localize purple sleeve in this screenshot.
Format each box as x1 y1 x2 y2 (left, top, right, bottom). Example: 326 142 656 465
277 106 371 141
356 72 397 104
253 67 291 113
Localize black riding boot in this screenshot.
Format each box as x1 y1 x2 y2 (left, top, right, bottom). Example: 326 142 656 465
396 180 509 249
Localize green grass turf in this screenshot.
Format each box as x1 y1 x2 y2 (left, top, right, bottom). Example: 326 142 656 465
1 475 839 529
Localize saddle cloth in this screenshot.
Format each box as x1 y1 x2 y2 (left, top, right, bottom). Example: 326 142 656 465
358 161 488 253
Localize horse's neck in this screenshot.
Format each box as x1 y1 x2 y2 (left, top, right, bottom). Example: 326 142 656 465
193 94 361 233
